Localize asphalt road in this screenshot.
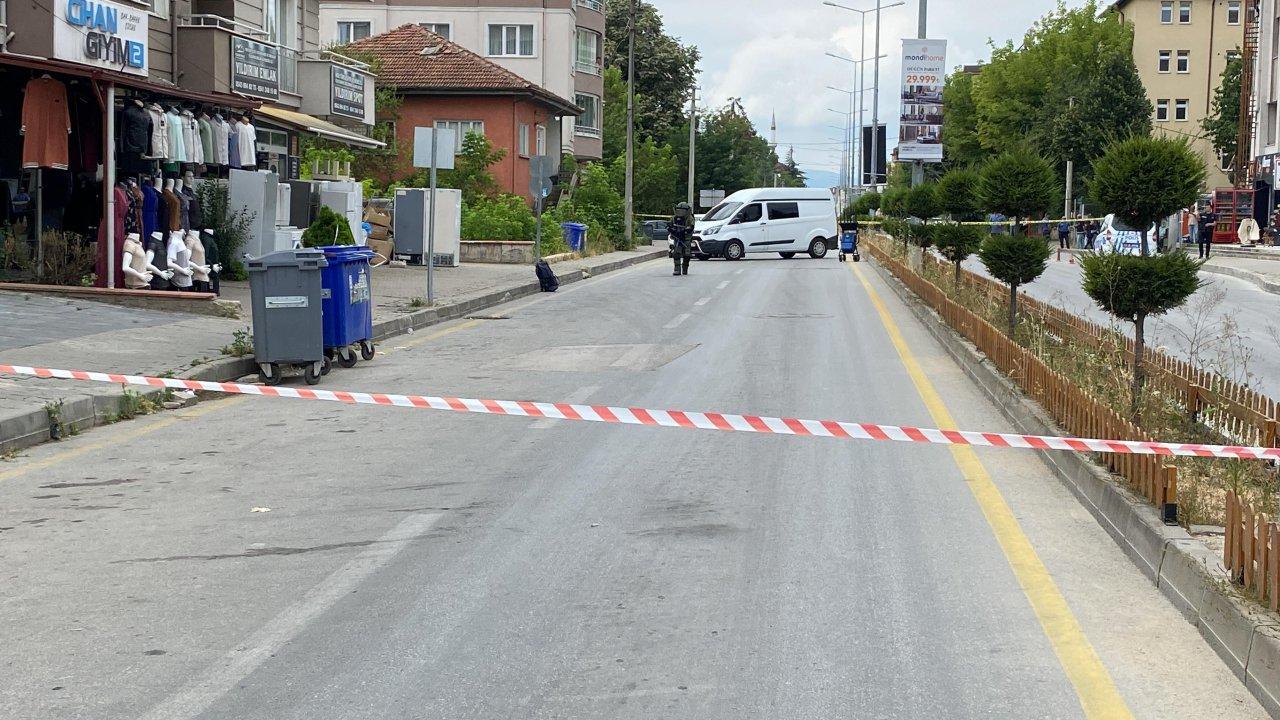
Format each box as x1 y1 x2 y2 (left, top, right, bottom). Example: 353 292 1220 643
0 255 1267 719
963 254 1280 397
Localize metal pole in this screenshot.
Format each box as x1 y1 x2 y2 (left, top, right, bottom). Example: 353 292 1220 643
910 0 926 187
687 85 696 208
845 79 853 202
535 194 543 261
105 82 116 289
1064 97 1075 220
623 0 635 246
871 0 881 189
858 19 866 190
427 130 437 305
35 168 43 279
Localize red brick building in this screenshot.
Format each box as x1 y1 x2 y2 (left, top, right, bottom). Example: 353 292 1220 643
347 25 581 204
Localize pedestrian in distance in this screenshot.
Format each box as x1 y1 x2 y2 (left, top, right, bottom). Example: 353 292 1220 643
1198 205 1217 259
669 201 694 276
1057 219 1071 250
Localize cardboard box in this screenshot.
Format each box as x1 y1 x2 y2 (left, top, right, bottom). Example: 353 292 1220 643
368 238 394 262
367 223 390 241
364 206 391 229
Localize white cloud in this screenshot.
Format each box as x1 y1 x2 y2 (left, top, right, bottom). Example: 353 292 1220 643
647 0 1092 183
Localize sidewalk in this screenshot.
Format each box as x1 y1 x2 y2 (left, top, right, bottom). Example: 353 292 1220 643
1199 254 1280 295
0 243 665 453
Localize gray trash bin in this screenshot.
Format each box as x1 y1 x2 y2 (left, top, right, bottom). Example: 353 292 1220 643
248 248 328 386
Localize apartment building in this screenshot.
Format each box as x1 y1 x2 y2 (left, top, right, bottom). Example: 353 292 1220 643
317 0 605 160
1253 0 1280 217
1108 0 1246 189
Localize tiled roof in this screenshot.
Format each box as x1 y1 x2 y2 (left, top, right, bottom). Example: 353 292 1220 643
344 24 580 114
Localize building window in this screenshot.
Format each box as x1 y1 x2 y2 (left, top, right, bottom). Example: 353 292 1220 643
151 0 169 20
1174 98 1189 121
1176 50 1190 73
576 0 604 12
434 120 485 151
1160 0 1172 23
1228 0 1241 24
337 21 371 44
1178 0 1191 23
576 29 602 75
1156 99 1169 121
575 93 601 136
488 24 535 57
418 23 451 40
1158 50 1171 72
536 125 547 156
518 123 530 157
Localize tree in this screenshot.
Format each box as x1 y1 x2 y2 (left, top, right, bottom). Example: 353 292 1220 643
881 186 909 218
1203 53 1243 183
977 150 1058 233
693 104 777 194
942 69 984 168
777 146 807 188
935 168 982 221
977 234 1052 331
903 182 940 248
851 191 881 217
601 66 629 164
437 132 507 204
1088 136 1205 255
607 137 680 215
1081 252 1203 418
933 222 985 284
604 0 700 142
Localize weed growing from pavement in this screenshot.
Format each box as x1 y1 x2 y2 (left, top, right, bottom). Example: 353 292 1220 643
44 401 66 441
878 235 1276 526
408 297 427 308
221 327 254 358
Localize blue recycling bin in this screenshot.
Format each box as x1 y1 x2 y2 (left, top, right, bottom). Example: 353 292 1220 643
319 245 376 368
560 222 588 252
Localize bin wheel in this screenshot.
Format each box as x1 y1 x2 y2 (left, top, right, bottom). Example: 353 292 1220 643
321 355 332 376
325 347 337 360
839 252 846 262
360 340 375 361
304 362 322 386
260 363 283 386
337 347 359 368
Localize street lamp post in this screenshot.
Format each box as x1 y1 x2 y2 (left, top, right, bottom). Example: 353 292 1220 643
827 51 887 193
827 87 854 201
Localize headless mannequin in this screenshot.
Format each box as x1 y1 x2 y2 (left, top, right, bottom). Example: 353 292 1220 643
186 230 212 292
168 230 193 290
201 228 223 295
162 178 181 232
148 231 174 289
121 233 153 289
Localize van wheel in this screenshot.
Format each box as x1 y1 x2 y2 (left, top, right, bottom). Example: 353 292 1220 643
779 252 796 259
724 241 744 261
808 238 829 259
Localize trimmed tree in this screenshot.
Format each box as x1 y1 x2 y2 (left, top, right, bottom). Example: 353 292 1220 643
935 168 983 221
933 222 985 285
977 150 1058 235
977 234 1052 332
880 186 909 218
904 182 940 248
1087 135 1206 256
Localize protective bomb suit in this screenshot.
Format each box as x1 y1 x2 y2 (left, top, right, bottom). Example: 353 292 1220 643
670 202 694 276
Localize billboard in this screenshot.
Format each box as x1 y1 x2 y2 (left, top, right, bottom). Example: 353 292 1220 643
898 38 947 162
861 124 887 185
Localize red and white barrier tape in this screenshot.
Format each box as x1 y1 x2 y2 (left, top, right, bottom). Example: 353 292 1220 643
3 363 1277 461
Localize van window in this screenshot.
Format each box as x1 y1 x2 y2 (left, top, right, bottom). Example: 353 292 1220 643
732 203 763 224
768 202 800 220
704 202 742 222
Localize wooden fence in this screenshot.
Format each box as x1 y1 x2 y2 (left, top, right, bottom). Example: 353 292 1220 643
866 240 1179 516
1225 490 1280 610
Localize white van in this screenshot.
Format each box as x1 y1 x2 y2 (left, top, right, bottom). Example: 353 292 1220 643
690 188 838 261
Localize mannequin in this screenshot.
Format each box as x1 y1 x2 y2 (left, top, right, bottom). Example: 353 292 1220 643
141 176 160 241
175 177 190 231
186 230 212 292
146 103 168 159
201 228 222 295
168 230 193 290
147 231 173 289
120 99 152 172
237 115 257 169
227 117 240 169
182 171 202 228
121 233 154 289
162 178 181 232
123 178 144 236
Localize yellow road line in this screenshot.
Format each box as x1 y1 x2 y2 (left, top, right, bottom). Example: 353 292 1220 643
849 262 1132 720
0 396 248 483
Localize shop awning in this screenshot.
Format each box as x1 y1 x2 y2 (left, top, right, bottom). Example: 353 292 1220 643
0 53 259 109
255 106 385 149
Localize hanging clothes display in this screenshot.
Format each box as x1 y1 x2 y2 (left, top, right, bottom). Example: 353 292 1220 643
198 115 214 166
182 184 203 229
165 108 186 163
119 101 152 173
236 119 257 169
141 182 160 241
177 185 190 231
146 104 168 159
227 120 240 169
21 76 71 170
212 115 230 166
163 185 181 232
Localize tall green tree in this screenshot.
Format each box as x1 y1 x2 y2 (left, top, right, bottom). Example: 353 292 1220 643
977 150 1059 233
1088 136 1205 255
942 70 984 168
436 132 506 204
1203 53 1243 183
693 105 778 195
607 137 680 215
935 168 983 221
601 66 630 164
978 234 1052 331
604 0 700 142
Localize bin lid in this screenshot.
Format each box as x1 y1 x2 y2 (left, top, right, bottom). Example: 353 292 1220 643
320 245 377 261
246 248 329 271
560 222 588 230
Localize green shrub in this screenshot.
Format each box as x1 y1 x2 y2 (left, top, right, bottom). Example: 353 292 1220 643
462 194 536 241
881 186 909 218
935 168 982 221
1088 135 1205 255
978 150 1058 233
904 182 940 222
977 233 1052 331
301 206 355 247
933 222 984 283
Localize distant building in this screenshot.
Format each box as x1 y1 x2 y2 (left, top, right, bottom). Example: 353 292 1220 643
1105 0 1246 189
319 0 605 161
345 25 581 203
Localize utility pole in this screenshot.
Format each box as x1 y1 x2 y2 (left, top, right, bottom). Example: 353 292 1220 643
910 0 926 187
1064 96 1074 220
687 85 697 208
624 0 635 247
856 20 865 192
871 0 881 190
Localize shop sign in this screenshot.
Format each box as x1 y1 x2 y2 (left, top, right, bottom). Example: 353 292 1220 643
898 38 947 162
231 36 280 100
331 66 366 120
54 0 148 76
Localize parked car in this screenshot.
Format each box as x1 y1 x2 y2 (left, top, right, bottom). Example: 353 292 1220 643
641 220 670 243
691 188 838 260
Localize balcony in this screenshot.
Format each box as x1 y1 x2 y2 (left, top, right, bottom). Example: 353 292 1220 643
296 50 376 126
575 59 602 76
575 0 604 13
176 15 300 106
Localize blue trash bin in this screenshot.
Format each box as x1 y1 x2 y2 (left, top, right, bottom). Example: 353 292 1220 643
560 222 588 252
319 245 376 367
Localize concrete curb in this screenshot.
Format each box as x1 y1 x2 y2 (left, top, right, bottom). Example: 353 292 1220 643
1 248 666 455
1198 262 1280 296
868 257 1280 718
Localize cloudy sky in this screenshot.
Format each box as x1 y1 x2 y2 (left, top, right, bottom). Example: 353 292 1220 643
648 0 1091 187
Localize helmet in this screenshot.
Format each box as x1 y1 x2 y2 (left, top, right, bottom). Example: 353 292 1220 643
674 202 692 220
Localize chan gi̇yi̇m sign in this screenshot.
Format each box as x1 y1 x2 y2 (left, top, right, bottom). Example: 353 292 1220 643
898 38 946 162
54 0 148 76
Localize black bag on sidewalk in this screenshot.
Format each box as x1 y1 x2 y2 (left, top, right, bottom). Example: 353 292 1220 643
535 260 559 292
